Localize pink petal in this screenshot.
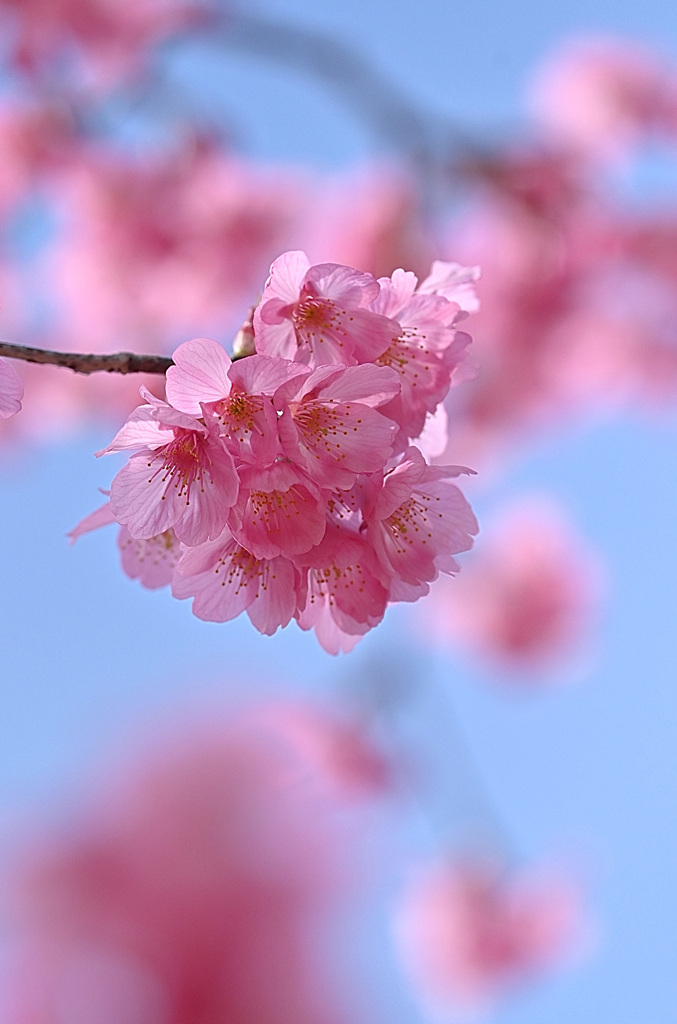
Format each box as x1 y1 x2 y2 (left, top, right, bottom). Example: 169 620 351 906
165 337 232 415
110 435 238 546
118 527 181 589
95 407 171 456
0 357 23 419
261 250 311 305
230 463 326 559
68 498 116 542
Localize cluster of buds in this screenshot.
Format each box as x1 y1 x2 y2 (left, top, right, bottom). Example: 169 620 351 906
78 251 480 652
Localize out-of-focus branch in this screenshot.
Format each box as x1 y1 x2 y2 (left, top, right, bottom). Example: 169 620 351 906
0 342 173 375
218 10 514 209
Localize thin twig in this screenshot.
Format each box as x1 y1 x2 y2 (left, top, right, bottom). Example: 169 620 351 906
0 342 173 375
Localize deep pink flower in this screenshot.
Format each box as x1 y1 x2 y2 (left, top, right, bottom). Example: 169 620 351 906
0 357 23 419
396 857 581 1016
172 528 301 635
97 388 238 547
253 250 401 366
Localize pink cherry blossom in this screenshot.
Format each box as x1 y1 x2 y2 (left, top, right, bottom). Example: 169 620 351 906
172 528 300 634
364 447 478 590
396 856 581 1017
229 461 327 560
295 530 390 651
276 362 401 488
76 250 479 649
98 388 238 547
369 266 473 442
423 497 603 675
253 250 401 366
3 708 371 1024
166 337 301 466
0 357 24 419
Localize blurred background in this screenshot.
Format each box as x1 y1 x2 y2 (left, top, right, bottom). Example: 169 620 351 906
1 0 677 1021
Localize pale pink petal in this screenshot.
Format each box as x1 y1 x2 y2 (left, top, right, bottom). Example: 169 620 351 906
304 262 381 307
68 498 116 542
308 363 401 407
246 557 300 635
0 358 23 419
118 527 181 589
260 249 311 304
296 594 366 655
110 434 238 546
228 353 307 396
173 532 298 633
165 337 232 415
415 403 449 460
95 407 171 456
418 261 481 312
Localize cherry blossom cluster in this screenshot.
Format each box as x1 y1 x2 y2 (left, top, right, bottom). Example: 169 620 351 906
79 250 480 653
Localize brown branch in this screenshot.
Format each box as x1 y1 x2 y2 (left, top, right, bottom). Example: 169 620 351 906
0 342 173 375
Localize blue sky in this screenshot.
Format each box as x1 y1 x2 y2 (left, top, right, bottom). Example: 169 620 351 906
2 1 677 1021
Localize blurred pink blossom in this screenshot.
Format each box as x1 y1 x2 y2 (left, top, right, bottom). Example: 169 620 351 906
2 704 388 1024
0 0 209 81
439 145 677 468
529 37 677 159
422 497 603 677
300 167 436 281
395 856 581 1019
49 141 303 354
